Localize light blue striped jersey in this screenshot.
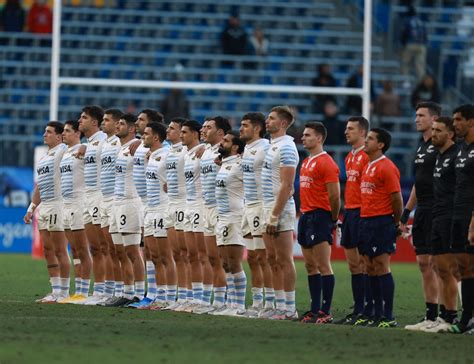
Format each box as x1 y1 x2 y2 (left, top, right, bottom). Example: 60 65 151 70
36 143 67 202
84 130 107 192
241 138 269 206
165 142 187 202
114 139 139 201
261 135 299 208
100 135 121 198
60 144 84 200
200 143 221 207
132 140 149 199
146 146 170 209
183 144 203 203
215 155 244 216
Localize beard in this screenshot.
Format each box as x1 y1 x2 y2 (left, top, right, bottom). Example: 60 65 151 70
218 145 230 159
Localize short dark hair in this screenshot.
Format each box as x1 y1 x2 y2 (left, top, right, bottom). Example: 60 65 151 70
228 130 245 154
147 122 168 143
82 105 104 126
120 113 137 126
140 109 164 123
453 104 474 120
347 116 370 134
207 116 231 134
270 105 295 128
371 127 392 153
434 116 455 133
104 108 123 121
182 119 202 134
64 120 79 132
304 122 327 143
170 117 187 126
416 101 442 116
242 112 266 138
46 121 64 134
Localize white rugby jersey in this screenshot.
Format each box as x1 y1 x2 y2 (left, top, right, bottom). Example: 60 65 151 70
261 135 299 208
37 143 67 202
166 142 187 201
200 143 220 207
146 146 170 209
60 144 84 200
84 130 107 193
114 139 139 201
183 144 204 203
215 155 244 216
241 138 269 206
100 135 121 198
132 140 149 200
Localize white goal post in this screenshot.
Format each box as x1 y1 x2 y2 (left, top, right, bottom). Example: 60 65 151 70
49 0 373 121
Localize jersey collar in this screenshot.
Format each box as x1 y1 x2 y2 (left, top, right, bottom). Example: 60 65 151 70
246 138 268 149
222 155 239 164
270 135 293 144
367 154 386 167
351 145 365 155
87 130 104 143
307 151 327 163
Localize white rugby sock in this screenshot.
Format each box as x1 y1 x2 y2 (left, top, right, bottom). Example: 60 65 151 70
275 290 286 310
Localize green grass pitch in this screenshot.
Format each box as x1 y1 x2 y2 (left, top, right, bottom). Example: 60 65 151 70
0 254 471 364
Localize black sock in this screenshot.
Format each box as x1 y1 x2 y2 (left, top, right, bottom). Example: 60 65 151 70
308 274 322 314
321 274 335 314
460 278 474 325
445 309 457 324
425 302 438 321
370 275 383 319
351 274 365 315
439 304 447 320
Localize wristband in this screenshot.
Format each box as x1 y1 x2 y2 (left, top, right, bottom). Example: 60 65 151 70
27 202 37 214
400 208 411 225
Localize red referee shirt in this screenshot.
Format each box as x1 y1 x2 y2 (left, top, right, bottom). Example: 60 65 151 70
300 151 340 213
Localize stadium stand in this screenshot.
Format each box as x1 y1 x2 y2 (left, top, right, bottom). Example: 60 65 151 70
0 1 472 174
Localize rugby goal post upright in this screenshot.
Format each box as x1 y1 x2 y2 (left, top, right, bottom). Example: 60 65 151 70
49 0 373 121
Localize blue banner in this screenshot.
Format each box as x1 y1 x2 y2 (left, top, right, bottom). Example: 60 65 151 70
0 207 32 253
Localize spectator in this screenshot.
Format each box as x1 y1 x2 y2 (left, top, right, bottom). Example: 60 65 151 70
220 14 248 56
375 80 401 117
0 0 25 32
249 27 269 56
400 5 428 82
345 65 375 115
160 88 190 123
27 0 53 34
410 74 440 109
321 101 345 146
312 63 337 113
